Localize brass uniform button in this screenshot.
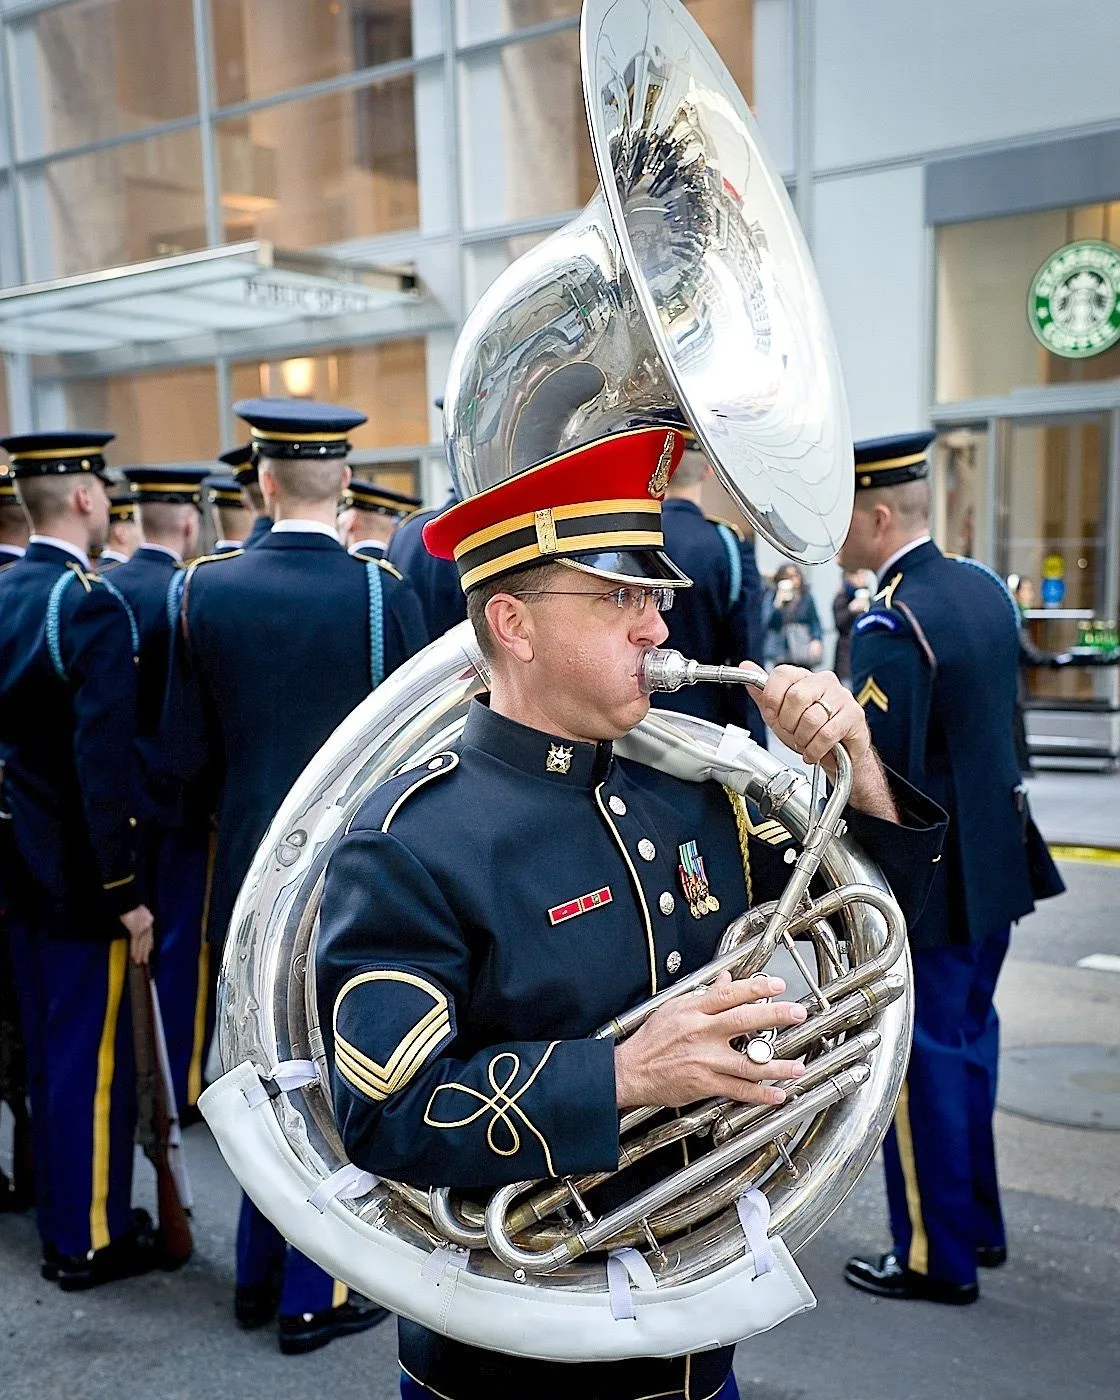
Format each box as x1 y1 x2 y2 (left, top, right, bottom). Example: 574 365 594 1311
666 950 682 975
637 838 656 862
659 891 675 915
609 795 627 816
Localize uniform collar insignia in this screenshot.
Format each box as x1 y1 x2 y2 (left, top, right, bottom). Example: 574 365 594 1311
546 744 574 774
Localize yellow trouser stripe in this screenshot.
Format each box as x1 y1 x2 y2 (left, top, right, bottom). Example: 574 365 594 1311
331 1278 349 1308
894 1081 929 1274
90 940 128 1251
187 941 211 1108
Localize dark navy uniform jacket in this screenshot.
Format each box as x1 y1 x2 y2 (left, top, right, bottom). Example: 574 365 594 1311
165 529 429 946
109 546 183 821
0 546 24 572
0 543 146 939
244 515 272 549
316 700 945 1400
654 498 766 744
850 539 1063 950
387 495 467 641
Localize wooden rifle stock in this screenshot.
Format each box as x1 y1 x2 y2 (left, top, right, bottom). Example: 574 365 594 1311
129 961 193 1267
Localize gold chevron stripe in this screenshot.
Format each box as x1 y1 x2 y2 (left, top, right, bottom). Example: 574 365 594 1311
336 1000 449 1082
335 1014 451 1102
856 678 889 713
332 969 452 1103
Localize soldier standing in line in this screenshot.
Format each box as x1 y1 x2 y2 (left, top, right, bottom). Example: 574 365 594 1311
0 468 29 569
654 435 767 747
227 444 273 549
337 479 422 561
0 431 158 1290
94 489 142 570
162 397 428 1355
110 466 212 1122
208 473 254 554
839 432 1065 1305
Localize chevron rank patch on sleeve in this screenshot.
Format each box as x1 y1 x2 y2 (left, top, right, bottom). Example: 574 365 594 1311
856 677 889 713
332 968 455 1103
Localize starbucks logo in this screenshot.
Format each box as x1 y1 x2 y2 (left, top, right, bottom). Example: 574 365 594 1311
1028 240 1120 359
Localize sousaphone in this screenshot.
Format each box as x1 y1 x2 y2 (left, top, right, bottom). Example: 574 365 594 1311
200 0 909 1362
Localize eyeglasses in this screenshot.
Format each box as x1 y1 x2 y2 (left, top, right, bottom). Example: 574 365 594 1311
511 585 675 613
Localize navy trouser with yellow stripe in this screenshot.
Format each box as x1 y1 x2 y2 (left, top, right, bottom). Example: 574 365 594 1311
153 827 213 1113
237 1195 346 1315
884 925 1009 1285
7 921 138 1257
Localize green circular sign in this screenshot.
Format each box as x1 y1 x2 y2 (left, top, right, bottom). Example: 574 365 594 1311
1028 240 1120 359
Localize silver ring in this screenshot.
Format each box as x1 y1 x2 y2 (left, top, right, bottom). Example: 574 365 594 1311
814 698 836 720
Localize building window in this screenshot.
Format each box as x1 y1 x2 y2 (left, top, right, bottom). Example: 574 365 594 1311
23 128 207 280
210 0 426 108
217 75 420 247
459 27 597 228
229 338 428 448
10 0 198 159
58 365 220 464
935 202 1120 403
457 0 581 44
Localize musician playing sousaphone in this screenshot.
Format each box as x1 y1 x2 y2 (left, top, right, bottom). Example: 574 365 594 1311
315 425 948 1400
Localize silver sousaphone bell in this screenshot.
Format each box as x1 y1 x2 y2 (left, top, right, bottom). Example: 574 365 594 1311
445 0 853 563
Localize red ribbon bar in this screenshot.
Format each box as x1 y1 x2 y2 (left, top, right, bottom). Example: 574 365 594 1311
548 886 613 926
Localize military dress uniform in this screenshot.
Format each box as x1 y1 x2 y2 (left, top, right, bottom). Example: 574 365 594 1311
0 432 156 1287
315 427 948 1400
110 467 213 1118
387 491 468 640
207 470 251 554
341 479 422 560
222 445 274 550
845 434 1064 1301
656 493 766 745
163 398 428 1348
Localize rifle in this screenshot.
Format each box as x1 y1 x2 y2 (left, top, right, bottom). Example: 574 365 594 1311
129 961 193 1267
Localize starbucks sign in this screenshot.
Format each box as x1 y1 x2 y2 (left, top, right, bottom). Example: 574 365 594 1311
1028 240 1120 359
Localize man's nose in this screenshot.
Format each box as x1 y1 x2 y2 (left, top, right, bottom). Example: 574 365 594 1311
633 602 669 647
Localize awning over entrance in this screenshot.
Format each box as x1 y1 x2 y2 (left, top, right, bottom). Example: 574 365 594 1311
0 242 420 356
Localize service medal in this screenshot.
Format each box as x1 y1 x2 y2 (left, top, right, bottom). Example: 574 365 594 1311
678 841 718 919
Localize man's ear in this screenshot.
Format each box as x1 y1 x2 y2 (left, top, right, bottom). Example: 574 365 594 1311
72 481 95 517
485 593 535 664
258 461 277 502
339 464 352 492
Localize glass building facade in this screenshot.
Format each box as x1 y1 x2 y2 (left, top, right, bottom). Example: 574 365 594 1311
0 0 752 496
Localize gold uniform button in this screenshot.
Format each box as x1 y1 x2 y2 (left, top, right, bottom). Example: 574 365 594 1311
609 795 627 816
659 891 675 915
637 839 656 862
666 950 682 975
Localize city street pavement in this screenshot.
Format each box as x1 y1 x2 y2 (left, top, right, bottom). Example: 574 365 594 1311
2 772 1118 1399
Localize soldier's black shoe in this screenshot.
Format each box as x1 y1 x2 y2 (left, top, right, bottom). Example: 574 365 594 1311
977 1244 1007 1268
235 1263 285 1330
277 1299 389 1356
56 1209 159 1291
843 1251 979 1305
40 1243 60 1282
179 1104 205 1130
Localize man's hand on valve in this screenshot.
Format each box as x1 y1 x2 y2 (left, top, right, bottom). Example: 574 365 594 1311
614 973 807 1110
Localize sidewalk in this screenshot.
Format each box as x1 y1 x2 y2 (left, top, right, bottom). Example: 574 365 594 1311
1025 768 1120 849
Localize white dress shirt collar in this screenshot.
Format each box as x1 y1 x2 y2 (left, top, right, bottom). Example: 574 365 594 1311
271 519 339 541
29 534 90 568
877 535 931 588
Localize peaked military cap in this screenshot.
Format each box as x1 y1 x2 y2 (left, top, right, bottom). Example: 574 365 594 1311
206 473 245 508
232 397 367 460
341 479 422 519
854 431 936 491
423 427 692 593
121 464 210 506
1 430 114 480
108 488 137 523
218 442 257 486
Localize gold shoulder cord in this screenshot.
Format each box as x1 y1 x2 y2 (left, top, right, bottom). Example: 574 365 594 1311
722 788 754 907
